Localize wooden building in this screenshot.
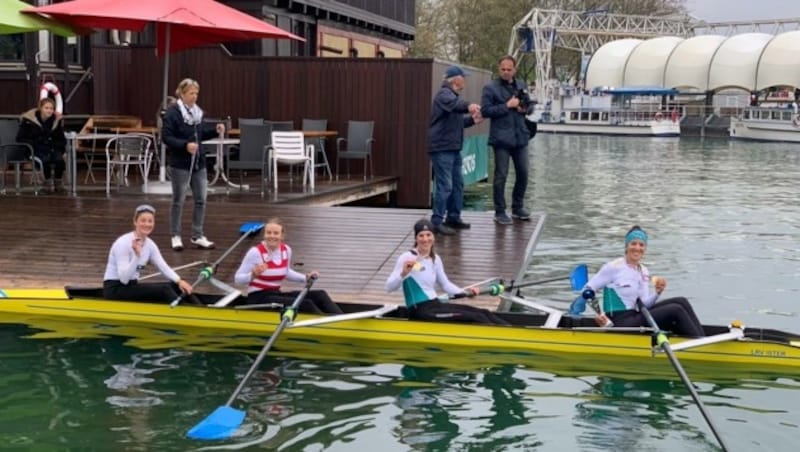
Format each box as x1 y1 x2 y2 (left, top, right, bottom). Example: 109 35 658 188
0 1 494 207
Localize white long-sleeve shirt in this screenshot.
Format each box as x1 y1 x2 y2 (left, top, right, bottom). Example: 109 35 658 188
103 232 179 284
586 257 657 314
386 250 462 307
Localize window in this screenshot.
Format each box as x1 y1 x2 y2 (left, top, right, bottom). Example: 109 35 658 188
0 34 24 62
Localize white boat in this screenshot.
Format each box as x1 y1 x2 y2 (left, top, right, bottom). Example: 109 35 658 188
729 106 800 143
532 86 680 137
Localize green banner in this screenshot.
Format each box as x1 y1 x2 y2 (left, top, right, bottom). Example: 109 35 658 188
461 134 489 186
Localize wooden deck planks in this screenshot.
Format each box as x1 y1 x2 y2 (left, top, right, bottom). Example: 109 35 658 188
0 196 543 306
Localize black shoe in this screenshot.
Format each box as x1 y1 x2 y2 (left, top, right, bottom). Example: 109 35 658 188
433 224 456 235
512 208 531 221
443 219 471 229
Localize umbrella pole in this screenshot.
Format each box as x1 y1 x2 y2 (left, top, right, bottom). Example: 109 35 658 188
159 25 171 183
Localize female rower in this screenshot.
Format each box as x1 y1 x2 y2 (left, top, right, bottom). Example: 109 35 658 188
234 218 343 314
386 219 509 325
103 204 194 302
584 225 705 337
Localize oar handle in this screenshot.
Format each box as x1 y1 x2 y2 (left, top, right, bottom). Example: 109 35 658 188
224 275 317 406
169 265 214 308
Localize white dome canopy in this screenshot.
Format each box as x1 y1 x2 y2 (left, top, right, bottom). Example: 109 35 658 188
584 32 800 93
756 30 800 90
708 33 772 91
664 35 727 91
623 36 684 87
585 39 642 89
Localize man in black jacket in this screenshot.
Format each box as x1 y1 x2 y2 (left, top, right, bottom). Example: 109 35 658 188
427 65 482 235
481 55 535 225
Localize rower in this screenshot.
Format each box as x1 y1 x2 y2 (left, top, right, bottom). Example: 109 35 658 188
385 219 509 325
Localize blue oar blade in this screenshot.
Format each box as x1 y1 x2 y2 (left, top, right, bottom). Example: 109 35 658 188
239 222 265 236
569 264 588 291
187 406 246 440
568 294 587 316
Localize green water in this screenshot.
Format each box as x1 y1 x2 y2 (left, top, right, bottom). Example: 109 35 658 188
4 134 800 450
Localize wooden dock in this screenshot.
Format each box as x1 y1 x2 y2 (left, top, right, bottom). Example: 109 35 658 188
0 196 544 307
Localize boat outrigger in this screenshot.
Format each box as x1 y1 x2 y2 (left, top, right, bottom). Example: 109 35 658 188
2 283 799 371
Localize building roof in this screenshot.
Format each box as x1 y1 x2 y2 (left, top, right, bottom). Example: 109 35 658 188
585 31 800 92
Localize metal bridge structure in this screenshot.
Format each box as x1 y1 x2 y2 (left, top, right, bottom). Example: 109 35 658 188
694 17 800 35
508 8 694 101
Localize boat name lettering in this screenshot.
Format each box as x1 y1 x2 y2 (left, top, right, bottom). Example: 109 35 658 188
751 349 786 358
462 153 476 175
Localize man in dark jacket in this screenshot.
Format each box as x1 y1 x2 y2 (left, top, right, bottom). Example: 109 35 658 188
428 65 482 235
481 55 534 225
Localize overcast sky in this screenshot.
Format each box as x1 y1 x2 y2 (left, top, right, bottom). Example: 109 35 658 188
685 0 800 22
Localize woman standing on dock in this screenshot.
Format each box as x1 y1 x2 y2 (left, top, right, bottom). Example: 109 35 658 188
386 219 509 325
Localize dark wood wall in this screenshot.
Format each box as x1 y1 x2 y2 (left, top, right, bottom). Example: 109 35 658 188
92 46 433 207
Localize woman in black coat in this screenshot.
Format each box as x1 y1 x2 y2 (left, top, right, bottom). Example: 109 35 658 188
16 98 67 193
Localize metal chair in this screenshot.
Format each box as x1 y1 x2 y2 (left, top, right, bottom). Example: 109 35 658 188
105 134 153 196
0 119 44 195
266 120 294 131
336 120 374 181
238 118 264 127
227 123 270 191
264 131 313 196
302 118 332 180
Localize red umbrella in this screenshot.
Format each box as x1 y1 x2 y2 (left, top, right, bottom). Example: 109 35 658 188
25 0 303 186
23 0 303 55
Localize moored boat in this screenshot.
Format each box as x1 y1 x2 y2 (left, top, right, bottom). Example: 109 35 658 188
729 105 800 142
533 86 681 137
2 286 799 372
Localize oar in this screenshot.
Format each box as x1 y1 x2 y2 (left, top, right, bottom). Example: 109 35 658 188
186 276 317 440
459 264 588 298
169 221 265 308
636 300 729 452
139 260 204 281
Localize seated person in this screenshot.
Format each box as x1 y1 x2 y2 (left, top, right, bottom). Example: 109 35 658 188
16 98 67 193
234 218 343 314
103 204 194 303
386 219 509 325
584 225 705 337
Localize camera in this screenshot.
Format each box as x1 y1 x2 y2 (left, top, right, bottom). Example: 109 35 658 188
516 88 536 115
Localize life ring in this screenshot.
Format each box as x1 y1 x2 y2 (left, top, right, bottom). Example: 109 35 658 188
39 82 63 115
654 112 663 122
110 29 132 46
793 114 800 128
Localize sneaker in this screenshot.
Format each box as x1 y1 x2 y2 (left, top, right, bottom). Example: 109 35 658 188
171 236 184 251
494 212 513 225
443 219 471 229
191 236 215 249
512 208 531 221
433 223 456 236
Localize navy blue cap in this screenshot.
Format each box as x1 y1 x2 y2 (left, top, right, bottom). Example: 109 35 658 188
445 65 469 78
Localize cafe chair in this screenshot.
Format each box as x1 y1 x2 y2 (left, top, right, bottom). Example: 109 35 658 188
105 134 153 196
336 120 374 181
0 119 44 195
264 131 313 196
238 118 264 127
265 120 294 132
302 118 332 180
227 123 270 191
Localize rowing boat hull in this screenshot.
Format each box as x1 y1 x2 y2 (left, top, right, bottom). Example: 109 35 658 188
2 288 799 371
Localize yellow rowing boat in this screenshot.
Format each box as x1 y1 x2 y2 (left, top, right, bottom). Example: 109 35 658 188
2 287 799 372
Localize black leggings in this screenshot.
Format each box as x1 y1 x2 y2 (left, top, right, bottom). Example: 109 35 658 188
610 297 705 337
246 289 343 314
103 279 181 303
410 300 509 325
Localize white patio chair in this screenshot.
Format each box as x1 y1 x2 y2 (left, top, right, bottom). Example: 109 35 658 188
264 131 313 195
